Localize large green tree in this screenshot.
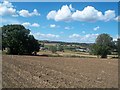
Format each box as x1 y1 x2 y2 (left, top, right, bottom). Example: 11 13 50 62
117 38 120 58
2 24 40 55
91 33 114 58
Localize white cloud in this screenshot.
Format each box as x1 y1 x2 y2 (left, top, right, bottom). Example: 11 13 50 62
47 5 72 21
113 35 119 41
22 22 40 27
47 11 57 20
114 16 120 22
72 6 115 22
113 38 117 41
84 34 98 39
69 34 81 38
32 23 40 27
22 22 31 27
12 14 19 17
47 5 117 22
1 18 20 25
64 26 73 30
69 33 99 43
82 34 99 42
104 10 116 21
0 1 17 16
69 4 75 11
72 6 104 22
0 1 41 18
2 0 13 8
50 24 56 28
32 32 59 39
18 9 40 17
93 26 100 31
54 5 72 21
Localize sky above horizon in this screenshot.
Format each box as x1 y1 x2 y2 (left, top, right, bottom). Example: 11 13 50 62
0 1 119 43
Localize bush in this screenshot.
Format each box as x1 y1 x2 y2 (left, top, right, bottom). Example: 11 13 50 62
57 45 64 52
49 46 57 53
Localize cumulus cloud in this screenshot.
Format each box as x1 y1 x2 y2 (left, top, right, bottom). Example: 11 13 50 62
113 35 119 41
18 9 40 17
0 1 17 16
47 5 117 22
32 23 40 27
114 16 120 22
50 24 56 28
47 5 73 21
49 24 60 28
84 34 99 39
0 17 21 25
69 33 99 43
72 6 104 22
64 26 73 30
82 34 99 42
69 4 75 11
32 32 59 39
47 11 57 20
2 0 13 7
93 26 100 31
104 10 116 21
72 6 116 22
22 22 40 27
22 22 31 27
0 1 40 18
69 34 81 38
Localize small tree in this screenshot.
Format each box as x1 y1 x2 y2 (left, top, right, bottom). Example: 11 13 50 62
91 33 113 58
49 46 57 53
57 44 64 52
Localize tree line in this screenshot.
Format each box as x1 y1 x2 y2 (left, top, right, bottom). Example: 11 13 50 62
1 24 119 58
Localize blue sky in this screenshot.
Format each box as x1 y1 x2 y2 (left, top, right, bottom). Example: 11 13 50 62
0 1 119 43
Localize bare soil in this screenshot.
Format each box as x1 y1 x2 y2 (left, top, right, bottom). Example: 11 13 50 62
2 55 118 88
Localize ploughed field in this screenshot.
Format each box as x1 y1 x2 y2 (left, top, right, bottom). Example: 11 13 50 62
2 55 118 88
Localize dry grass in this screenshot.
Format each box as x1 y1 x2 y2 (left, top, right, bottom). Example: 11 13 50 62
38 50 118 58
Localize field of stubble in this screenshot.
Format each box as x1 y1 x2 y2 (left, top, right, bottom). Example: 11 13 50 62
2 55 118 88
